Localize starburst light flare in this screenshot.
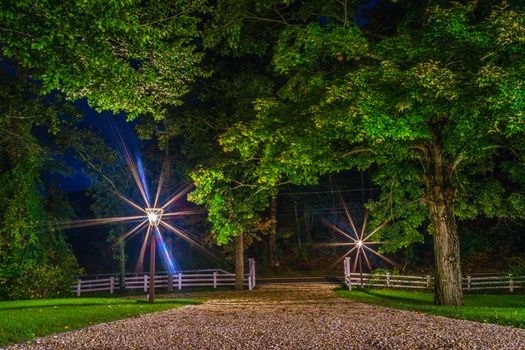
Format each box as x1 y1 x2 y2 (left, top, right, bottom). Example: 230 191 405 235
319 196 397 273
48 122 219 303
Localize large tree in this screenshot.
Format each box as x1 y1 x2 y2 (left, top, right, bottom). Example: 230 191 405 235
161 60 278 288
65 128 139 288
185 1 358 280
199 1 525 305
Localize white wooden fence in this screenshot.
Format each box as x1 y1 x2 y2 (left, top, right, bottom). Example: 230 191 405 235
343 257 525 292
74 259 256 296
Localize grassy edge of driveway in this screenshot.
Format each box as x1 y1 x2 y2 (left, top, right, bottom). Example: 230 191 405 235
336 288 525 328
0 297 199 346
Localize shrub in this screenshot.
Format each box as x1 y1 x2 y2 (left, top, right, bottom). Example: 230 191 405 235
8 265 76 299
508 257 525 276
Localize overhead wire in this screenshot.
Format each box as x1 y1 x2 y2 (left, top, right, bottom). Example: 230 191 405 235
278 188 380 196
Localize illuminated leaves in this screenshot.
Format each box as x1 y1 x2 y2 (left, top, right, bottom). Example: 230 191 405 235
0 0 209 120
203 2 525 248
273 24 368 74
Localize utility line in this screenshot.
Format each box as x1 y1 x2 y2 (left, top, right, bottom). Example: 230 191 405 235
278 188 380 196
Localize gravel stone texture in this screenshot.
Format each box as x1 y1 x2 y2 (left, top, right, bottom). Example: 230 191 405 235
8 284 525 350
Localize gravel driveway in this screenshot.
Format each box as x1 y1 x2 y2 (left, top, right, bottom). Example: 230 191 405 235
9 284 525 350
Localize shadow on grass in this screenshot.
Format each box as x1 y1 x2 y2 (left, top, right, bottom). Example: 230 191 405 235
357 290 525 309
0 299 199 311
336 287 430 304
356 289 434 306
339 287 525 309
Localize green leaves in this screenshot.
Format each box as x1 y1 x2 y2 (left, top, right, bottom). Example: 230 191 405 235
200 1 525 249
273 23 368 74
189 166 275 244
0 71 81 299
489 3 525 50
0 0 209 120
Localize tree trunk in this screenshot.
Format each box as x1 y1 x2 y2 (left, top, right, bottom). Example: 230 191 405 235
293 200 303 250
424 142 463 306
119 239 126 290
235 232 244 290
304 206 312 243
428 187 463 306
268 196 279 268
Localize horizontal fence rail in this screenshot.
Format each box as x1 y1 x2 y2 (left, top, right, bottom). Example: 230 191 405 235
80 268 234 280
74 259 256 296
343 257 524 292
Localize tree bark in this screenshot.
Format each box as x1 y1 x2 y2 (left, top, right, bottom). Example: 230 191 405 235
424 142 463 306
304 206 312 243
268 196 279 268
119 239 126 290
293 200 302 249
429 192 463 306
235 232 244 290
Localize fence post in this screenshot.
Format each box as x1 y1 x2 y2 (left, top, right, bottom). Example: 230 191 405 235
154 272 157 290
178 272 182 290
344 257 352 290
76 279 81 297
509 274 514 293
213 272 217 289
110 276 114 294
386 272 391 288
467 275 471 292
426 275 431 289
248 258 256 288
168 273 173 292
143 274 148 292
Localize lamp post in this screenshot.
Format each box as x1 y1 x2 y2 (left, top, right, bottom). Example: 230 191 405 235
146 208 163 303
149 231 156 303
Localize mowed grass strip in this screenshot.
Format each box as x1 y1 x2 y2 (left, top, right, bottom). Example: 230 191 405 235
336 288 525 328
0 297 198 346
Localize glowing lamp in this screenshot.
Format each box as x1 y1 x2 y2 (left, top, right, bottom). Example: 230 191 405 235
357 240 363 247
146 208 163 226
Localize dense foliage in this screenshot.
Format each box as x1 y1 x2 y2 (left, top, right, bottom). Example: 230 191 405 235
0 70 81 299
0 0 209 298
187 0 525 305
0 0 208 120
1 0 524 305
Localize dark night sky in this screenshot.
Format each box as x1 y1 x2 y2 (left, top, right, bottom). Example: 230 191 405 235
0 57 142 193
356 0 382 27
57 99 142 192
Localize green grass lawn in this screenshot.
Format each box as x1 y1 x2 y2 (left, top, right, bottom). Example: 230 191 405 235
336 288 525 328
0 297 198 346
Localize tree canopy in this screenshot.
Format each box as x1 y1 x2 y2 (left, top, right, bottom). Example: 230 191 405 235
0 0 208 120
1 0 524 304
188 0 525 304
219 1 525 241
